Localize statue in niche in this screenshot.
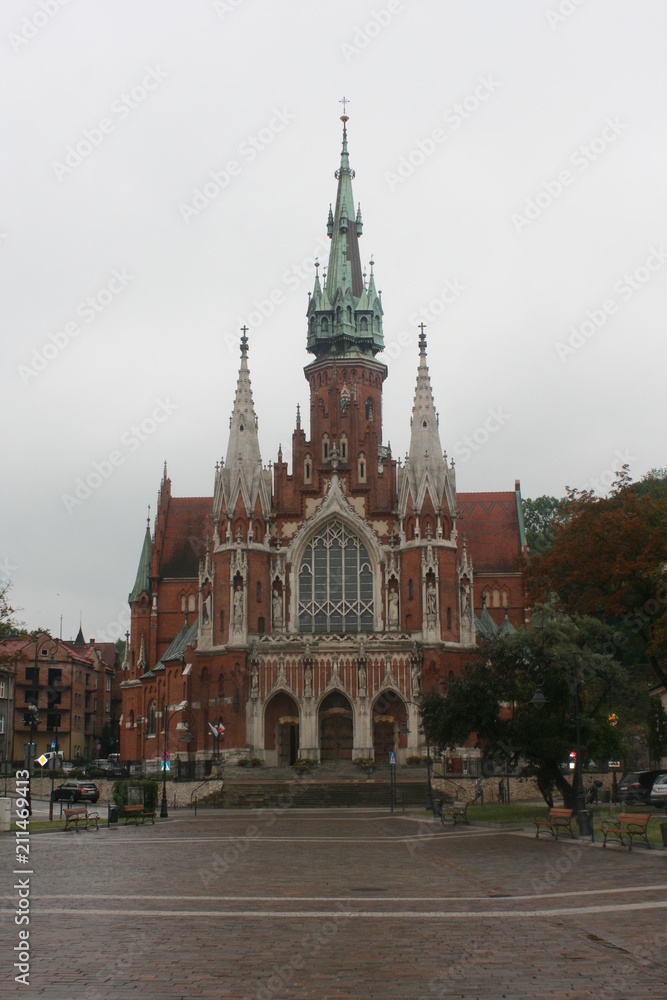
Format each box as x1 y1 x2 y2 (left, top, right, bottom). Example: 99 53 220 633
388 587 399 629
357 661 367 696
426 580 437 619
460 580 470 616
411 664 421 698
233 587 244 628
250 663 259 696
202 592 212 625
304 662 313 698
272 586 283 629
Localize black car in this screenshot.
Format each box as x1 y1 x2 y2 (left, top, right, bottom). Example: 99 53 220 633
618 770 662 805
52 780 100 803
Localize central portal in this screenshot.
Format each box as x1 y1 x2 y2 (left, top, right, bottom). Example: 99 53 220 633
319 691 353 761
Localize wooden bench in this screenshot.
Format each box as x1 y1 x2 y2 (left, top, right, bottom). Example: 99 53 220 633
534 808 575 840
601 813 651 852
63 806 100 831
123 804 156 825
436 800 469 826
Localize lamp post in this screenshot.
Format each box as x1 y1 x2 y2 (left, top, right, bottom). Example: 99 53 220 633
160 702 195 818
571 655 590 837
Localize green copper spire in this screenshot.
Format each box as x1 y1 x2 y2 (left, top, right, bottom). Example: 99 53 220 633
129 516 152 603
307 107 384 360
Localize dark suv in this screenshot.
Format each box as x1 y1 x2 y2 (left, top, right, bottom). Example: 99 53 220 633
618 770 662 805
53 780 100 803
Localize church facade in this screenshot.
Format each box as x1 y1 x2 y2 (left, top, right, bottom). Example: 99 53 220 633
120 116 528 767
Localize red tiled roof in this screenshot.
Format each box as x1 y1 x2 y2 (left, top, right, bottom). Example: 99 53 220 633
457 491 523 574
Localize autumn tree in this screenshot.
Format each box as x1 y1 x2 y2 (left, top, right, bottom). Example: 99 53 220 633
421 609 626 808
524 467 667 689
522 495 568 556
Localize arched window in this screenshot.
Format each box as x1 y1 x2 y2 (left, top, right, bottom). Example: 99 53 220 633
256 582 261 603
360 316 368 331
447 607 452 629
366 398 373 421
358 453 366 483
336 306 342 325
147 701 156 736
322 435 330 460
339 434 348 460
304 455 312 484
188 594 196 612
502 590 509 607
320 317 328 333
298 519 374 634
492 589 500 608
218 673 224 697
347 305 352 323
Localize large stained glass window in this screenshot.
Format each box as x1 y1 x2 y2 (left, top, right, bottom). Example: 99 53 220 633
298 520 374 634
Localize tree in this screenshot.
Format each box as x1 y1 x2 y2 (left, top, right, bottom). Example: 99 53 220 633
0 582 25 641
524 467 667 689
522 495 567 556
421 609 627 808
646 696 667 766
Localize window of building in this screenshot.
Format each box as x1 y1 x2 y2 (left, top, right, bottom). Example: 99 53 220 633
320 317 328 333
256 582 261 603
366 399 373 421
180 594 186 612
358 454 366 483
188 594 196 612
409 579 414 600
0 714 4 734
105 700 110 715
148 702 156 736
106 677 111 692
447 607 452 629
492 589 500 608
258 617 265 634
0 680 5 699
304 455 312 484
322 435 330 460
339 435 348 460
360 316 368 331
298 520 374 634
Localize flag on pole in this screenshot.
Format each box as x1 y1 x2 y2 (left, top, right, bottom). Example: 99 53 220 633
209 721 225 738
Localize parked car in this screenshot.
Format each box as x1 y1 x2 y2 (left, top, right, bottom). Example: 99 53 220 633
649 773 667 806
52 780 100 803
618 770 663 805
60 761 75 773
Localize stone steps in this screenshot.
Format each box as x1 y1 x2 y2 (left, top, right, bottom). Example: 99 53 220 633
202 769 430 809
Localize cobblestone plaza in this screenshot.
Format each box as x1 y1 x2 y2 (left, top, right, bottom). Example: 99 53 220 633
2 808 667 998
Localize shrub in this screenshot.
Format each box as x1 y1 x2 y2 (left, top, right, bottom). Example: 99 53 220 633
250 757 264 767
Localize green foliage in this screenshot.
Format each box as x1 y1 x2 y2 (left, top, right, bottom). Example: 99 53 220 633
0 582 27 643
111 779 158 814
422 608 627 808
522 496 567 556
646 696 667 764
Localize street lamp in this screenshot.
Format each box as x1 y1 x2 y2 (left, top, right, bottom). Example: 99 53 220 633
571 655 591 837
160 701 195 819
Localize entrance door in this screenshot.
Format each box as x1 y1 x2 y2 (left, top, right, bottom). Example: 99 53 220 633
320 714 353 761
278 723 299 766
374 720 395 761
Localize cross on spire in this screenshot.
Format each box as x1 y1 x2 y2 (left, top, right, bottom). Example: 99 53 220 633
339 95 350 118
418 322 427 355
240 325 249 358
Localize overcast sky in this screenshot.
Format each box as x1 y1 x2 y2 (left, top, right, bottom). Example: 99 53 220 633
2 0 666 642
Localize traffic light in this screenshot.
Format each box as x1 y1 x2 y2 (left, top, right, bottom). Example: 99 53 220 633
22 705 39 728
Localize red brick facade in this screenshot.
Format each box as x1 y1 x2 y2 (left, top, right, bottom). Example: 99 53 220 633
120 122 528 766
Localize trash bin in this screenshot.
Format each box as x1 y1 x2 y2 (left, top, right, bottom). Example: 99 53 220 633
601 789 611 804
0 797 10 832
661 823 667 849
108 804 118 826
578 810 594 839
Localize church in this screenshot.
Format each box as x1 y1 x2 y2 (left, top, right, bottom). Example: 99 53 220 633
120 114 528 768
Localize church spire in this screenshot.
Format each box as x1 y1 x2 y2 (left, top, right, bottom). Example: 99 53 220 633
398 325 455 519
306 104 384 361
129 518 152 603
213 328 271 525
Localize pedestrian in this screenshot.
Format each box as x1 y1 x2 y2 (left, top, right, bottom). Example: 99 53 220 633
498 778 505 804
474 778 484 805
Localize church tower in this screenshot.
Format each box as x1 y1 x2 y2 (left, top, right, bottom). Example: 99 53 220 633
120 109 527 769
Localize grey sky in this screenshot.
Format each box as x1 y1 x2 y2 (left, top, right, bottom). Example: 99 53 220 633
2 0 666 641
